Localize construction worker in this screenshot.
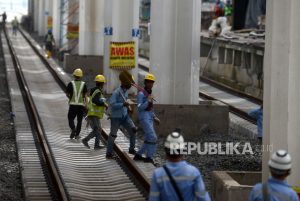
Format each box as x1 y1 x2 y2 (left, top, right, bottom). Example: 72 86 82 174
82 75 107 150
66 68 87 140
44 30 55 58
134 73 160 164
106 71 137 159
248 106 263 140
248 149 298 201
149 130 211 201
12 17 18 36
1 12 7 25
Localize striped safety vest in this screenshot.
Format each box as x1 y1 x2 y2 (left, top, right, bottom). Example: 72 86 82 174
69 81 85 106
87 89 105 119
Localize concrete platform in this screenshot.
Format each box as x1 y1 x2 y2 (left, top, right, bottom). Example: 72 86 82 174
211 171 261 201
132 101 229 137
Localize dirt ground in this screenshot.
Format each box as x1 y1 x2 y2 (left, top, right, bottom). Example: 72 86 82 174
0 30 24 201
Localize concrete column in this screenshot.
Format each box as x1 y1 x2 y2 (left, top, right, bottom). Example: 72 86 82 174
79 0 105 55
38 0 46 36
149 0 201 104
52 0 61 45
33 0 39 32
263 0 300 186
103 0 140 93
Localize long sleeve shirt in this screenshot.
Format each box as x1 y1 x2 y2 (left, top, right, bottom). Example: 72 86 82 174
248 178 299 201
149 161 211 201
109 87 128 118
137 91 155 120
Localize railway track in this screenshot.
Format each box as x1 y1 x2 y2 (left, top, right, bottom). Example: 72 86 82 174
3 27 151 200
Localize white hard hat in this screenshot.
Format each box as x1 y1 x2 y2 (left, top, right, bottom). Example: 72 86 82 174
268 150 292 171
164 131 185 151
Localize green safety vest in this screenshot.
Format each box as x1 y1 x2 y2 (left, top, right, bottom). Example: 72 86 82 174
87 89 105 119
69 81 85 106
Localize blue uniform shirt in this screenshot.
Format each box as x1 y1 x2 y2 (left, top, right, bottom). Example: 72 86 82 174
249 107 263 138
149 161 211 201
248 177 299 201
137 91 155 120
109 87 128 118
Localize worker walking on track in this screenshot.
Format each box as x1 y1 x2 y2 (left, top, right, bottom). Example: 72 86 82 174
44 30 55 58
134 73 160 164
82 75 107 150
149 130 211 201
12 16 18 36
248 149 299 201
106 71 137 159
66 68 87 140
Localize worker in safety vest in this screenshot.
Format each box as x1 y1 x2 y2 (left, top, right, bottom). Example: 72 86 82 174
66 68 87 140
12 16 18 36
82 75 107 150
248 150 299 201
44 29 55 58
106 72 137 159
149 130 211 201
134 73 160 164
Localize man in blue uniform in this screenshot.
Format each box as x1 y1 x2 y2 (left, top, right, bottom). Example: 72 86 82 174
249 106 263 140
82 75 107 150
106 71 137 158
248 150 299 201
149 130 211 201
134 73 160 164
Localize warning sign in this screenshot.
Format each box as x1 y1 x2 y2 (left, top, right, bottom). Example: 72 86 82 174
109 42 136 70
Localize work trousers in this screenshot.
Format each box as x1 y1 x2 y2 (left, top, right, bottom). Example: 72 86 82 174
137 118 157 159
83 116 102 148
106 116 136 155
68 105 84 137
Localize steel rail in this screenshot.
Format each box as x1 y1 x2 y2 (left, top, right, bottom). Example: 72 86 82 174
4 27 69 201
19 27 151 193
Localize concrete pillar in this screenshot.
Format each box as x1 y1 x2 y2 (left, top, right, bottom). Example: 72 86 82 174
149 0 201 104
103 0 140 93
33 0 39 32
263 0 300 187
79 0 105 55
52 0 61 45
38 0 46 36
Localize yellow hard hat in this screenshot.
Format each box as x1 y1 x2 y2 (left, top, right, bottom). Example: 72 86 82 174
145 73 155 82
95 74 106 83
73 68 83 77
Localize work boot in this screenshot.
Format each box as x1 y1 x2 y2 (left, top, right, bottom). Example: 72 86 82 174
75 135 81 140
129 149 136 155
133 154 145 161
82 139 90 149
144 157 154 164
106 153 114 159
70 130 76 139
94 145 105 150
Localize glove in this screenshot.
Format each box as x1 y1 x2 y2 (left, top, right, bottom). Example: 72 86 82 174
100 97 106 102
123 100 130 107
154 116 160 125
148 94 154 102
